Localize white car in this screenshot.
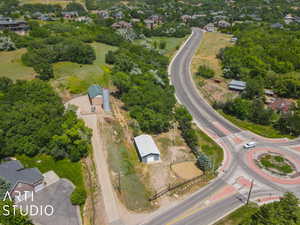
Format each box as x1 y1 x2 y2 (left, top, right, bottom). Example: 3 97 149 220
243 142 257 149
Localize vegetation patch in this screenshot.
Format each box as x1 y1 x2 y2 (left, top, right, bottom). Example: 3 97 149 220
219 111 294 139
258 153 294 175
214 203 259 225
0 48 36 80
195 127 224 171
102 120 152 211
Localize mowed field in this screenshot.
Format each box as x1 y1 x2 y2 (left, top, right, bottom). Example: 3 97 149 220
20 0 84 7
135 36 186 58
0 48 36 80
191 32 233 76
54 42 117 93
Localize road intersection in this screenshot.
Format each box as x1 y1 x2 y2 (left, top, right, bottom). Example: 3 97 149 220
142 28 300 225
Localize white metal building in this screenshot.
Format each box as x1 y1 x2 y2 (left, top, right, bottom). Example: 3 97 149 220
134 134 161 163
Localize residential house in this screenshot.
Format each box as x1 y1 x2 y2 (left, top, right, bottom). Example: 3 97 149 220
75 16 92 23
204 23 216 32
0 16 29 35
111 21 132 29
269 98 294 114
134 134 161 163
0 160 44 201
62 11 79 20
218 20 231 28
149 15 162 24
88 84 103 107
144 19 155 29
181 15 192 23
114 11 124 20
270 23 283 29
284 14 294 24
97 10 110 19
228 80 246 91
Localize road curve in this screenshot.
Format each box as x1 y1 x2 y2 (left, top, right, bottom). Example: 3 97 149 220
142 28 300 225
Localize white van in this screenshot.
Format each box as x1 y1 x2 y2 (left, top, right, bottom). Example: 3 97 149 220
243 142 256 149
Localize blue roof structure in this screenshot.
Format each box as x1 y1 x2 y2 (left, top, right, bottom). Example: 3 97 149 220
88 84 102 98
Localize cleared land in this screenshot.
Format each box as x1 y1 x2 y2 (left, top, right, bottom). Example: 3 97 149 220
172 161 203 180
214 203 258 225
191 32 233 75
0 48 36 80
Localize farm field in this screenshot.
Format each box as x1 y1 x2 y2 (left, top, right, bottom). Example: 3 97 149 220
0 48 36 80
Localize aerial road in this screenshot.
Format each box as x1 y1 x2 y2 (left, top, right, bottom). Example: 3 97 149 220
142 28 300 225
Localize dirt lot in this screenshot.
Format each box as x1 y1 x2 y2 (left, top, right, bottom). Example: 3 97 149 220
191 32 237 103
172 161 203 180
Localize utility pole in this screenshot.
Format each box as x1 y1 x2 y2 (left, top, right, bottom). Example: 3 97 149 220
118 170 121 193
246 179 254 205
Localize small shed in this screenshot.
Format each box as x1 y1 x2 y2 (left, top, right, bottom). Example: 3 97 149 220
228 80 246 91
88 84 103 106
134 134 160 163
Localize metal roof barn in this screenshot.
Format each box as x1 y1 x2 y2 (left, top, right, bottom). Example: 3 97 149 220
134 134 160 163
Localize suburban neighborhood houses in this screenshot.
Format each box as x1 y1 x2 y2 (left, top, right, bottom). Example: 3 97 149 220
1 0 300 225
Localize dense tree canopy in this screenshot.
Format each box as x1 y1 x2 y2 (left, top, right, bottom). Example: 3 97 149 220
0 78 91 161
242 192 300 225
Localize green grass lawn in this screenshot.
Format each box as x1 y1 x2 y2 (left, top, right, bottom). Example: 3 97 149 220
219 111 294 139
135 36 186 58
195 125 224 170
17 154 85 190
53 42 117 94
215 203 259 225
0 48 36 80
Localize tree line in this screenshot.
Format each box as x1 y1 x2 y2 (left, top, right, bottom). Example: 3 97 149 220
0 77 91 162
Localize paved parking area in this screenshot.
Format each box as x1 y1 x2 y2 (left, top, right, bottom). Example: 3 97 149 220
18 179 81 225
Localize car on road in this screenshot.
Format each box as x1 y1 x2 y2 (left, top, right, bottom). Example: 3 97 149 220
243 142 257 149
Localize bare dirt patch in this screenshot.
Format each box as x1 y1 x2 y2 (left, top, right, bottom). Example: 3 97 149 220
171 161 203 180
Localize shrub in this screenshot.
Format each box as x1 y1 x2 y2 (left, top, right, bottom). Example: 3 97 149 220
197 65 215 79
71 187 87 205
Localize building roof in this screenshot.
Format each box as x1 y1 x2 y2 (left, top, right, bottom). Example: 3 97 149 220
269 98 293 113
103 88 110 112
134 134 160 158
0 160 43 191
229 80 246 87
88 84 102 98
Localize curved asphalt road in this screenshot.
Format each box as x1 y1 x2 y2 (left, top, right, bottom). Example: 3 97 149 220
142 28 300 225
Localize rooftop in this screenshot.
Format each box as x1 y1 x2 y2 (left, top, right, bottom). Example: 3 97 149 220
88 84 103 98
134 134 160 158
229 80 246 87
0 160 43 191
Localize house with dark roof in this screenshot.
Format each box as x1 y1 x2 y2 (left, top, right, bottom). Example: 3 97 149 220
270 23 283 29
0 160 44 200
0 16 29 35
